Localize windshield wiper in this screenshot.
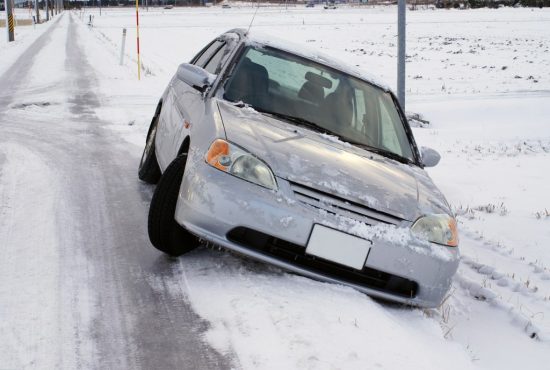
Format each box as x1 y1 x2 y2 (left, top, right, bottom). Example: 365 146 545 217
351 143 413 165
252 107 334 135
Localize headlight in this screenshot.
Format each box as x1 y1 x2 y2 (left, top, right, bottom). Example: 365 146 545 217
205 139 278 190
411 214 458 247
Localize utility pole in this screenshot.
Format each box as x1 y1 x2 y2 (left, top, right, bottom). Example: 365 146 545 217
35 0 39 23
5 0 15 42
397 0 406 110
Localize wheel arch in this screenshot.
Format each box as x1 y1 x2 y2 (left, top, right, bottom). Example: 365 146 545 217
147 99 163 139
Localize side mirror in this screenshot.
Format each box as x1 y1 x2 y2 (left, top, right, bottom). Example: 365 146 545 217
420 146 441 168
176 63 216 93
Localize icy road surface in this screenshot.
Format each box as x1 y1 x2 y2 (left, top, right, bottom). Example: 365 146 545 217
1 7 550 370
0 15 227 369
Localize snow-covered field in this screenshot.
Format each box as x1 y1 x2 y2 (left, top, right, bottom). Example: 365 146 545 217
1 5 549 369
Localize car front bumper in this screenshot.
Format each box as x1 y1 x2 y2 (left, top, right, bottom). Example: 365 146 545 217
175 158 459 308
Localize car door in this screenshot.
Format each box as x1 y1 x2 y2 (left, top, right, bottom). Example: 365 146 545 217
155 40 224 169
168 38 233 163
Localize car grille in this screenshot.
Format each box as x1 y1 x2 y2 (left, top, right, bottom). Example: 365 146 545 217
289 182 402 226
226 227 418 299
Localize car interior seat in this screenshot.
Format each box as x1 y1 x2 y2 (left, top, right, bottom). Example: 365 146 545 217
298 71 332 106
224 58 269 108
322 82 354 133
298 81 324 105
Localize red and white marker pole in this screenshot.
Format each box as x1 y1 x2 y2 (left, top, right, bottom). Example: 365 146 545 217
135 0 141 80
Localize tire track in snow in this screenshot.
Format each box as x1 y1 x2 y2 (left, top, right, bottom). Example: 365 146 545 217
434 229 550 368
456 237 550 341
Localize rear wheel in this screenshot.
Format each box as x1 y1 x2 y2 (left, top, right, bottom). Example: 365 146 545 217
148 154 199 256
138 115 161 184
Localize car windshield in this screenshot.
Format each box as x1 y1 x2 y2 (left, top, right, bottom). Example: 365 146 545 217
223 46 415 163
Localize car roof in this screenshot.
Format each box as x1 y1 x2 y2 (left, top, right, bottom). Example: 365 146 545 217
223 28 391 93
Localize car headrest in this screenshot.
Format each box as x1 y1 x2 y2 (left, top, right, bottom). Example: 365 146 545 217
305 71 332 89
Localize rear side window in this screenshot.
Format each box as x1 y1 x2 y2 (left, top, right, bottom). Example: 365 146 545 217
194 40 224 68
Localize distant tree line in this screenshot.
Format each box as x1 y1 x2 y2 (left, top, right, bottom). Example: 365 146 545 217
434 0 549 7
67 0 220 7
30 0 547 9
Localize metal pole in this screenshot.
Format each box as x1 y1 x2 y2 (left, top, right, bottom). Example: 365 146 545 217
5 0 15 42
35 0 39 23
397 0 406 110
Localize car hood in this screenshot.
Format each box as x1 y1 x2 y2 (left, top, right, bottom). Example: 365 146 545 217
217 100 450 222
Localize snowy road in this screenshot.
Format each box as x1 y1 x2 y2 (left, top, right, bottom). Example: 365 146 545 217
0 14 228 369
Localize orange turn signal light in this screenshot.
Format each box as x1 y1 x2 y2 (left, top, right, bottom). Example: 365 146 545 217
206 139 230 170
447 218 459 247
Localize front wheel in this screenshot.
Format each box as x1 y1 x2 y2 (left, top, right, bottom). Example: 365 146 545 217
148 154 199 256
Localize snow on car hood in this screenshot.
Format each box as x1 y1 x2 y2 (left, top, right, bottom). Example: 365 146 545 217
217 100 450 222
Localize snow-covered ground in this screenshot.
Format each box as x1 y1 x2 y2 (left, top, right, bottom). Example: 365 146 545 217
1 5 549 369
0 9 54 77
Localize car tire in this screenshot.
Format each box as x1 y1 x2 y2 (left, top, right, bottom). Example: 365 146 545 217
138 115 161 184
148 154 199 256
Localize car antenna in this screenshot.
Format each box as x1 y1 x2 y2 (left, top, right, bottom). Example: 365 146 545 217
247 0 261 34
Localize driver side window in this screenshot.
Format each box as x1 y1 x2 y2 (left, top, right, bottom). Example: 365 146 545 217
193 40 224 68
204 44 228 74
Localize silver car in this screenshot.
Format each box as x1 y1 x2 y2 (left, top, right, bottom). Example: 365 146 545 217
139 29 459 308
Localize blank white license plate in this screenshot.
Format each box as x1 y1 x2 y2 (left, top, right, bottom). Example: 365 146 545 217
306 225 371 270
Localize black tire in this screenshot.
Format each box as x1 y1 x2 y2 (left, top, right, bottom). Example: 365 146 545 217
138 115 161 184
148 154 199 256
